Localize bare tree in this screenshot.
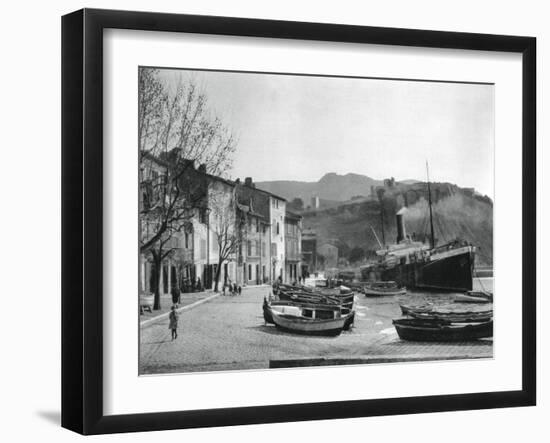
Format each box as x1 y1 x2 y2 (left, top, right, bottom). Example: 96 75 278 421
139 68 236 309
210 187 242 293
139 68 236 252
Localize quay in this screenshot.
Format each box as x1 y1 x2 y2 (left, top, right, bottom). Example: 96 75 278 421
139 285 493 374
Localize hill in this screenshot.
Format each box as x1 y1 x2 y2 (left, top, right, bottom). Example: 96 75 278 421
256 172 383 205
301 184 493 267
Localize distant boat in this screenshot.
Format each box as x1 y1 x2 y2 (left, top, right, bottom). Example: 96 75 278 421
363 281 407 296
393 318 493 341
263 299 352 335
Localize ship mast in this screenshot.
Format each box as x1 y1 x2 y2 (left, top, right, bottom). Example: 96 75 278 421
426 161 436 249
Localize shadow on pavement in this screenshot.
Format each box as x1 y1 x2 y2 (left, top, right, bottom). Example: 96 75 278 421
247 324 344 339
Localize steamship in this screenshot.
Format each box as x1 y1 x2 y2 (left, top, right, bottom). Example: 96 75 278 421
361 167 476 292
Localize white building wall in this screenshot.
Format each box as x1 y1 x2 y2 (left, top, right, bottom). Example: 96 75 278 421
269 197 286 281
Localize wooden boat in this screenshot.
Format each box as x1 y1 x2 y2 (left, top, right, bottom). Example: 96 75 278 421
393 318 493 341
454 291 493 303
400 304 493 323
263 300 352 335
400 303 433 316
277 285 355 313
406 310 493 323
364 281 407 296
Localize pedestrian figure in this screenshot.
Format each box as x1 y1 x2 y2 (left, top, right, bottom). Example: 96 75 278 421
233 283 237 296
171 284 180 306
196 277 202 292
238 285 242 295
168 306 179 340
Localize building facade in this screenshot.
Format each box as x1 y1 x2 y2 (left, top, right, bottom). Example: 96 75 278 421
284 211 302 283
301 228 317 278
236 177 289 284
236 202 270 286
140 153 300 298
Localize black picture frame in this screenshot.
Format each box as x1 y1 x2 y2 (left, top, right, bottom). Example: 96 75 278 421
61 8 536 435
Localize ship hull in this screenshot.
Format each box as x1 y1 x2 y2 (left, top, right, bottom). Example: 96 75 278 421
381 247 474 292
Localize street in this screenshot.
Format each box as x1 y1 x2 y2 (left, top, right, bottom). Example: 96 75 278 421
139 285 493 374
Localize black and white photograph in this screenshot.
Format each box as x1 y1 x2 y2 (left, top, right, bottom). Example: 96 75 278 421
138 67 494 375
1 0 544 440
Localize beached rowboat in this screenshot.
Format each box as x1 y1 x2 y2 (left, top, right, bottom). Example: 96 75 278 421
393 318 493 341
400 304 493 323
263 300 352 335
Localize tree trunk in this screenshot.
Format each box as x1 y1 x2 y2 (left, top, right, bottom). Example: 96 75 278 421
213 257 224 292
152 251 162 310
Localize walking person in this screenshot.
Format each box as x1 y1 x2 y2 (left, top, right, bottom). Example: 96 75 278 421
171 284 180 307
168 306 179 340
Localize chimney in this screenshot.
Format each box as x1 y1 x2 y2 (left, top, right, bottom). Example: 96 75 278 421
244 177 254 188
396 207 407 243
198 163 206 173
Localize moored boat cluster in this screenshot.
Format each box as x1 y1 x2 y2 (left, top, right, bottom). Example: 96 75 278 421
393 292 494 342
263 283 356 336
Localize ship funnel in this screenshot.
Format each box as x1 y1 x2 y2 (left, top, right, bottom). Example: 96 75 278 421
396 207 407 243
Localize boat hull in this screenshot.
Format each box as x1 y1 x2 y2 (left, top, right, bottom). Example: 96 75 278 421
455 291 493 303
269 310 349 336
393 318 493 341
381 247 474 292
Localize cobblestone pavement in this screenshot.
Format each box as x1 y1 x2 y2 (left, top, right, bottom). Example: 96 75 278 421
139 286 493 374
140 291 219 323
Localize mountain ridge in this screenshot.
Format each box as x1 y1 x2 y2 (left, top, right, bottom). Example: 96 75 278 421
256 172 384 204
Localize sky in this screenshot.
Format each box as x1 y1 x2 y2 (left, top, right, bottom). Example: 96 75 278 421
157 69 494 198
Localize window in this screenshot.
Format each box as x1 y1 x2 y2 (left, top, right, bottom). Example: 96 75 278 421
276 222 280 235
248 264 252 281
247 240 252 256
184 232 189 249
199 208 208 224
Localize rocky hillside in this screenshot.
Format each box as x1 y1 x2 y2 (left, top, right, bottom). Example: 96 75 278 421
300 186 493 267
